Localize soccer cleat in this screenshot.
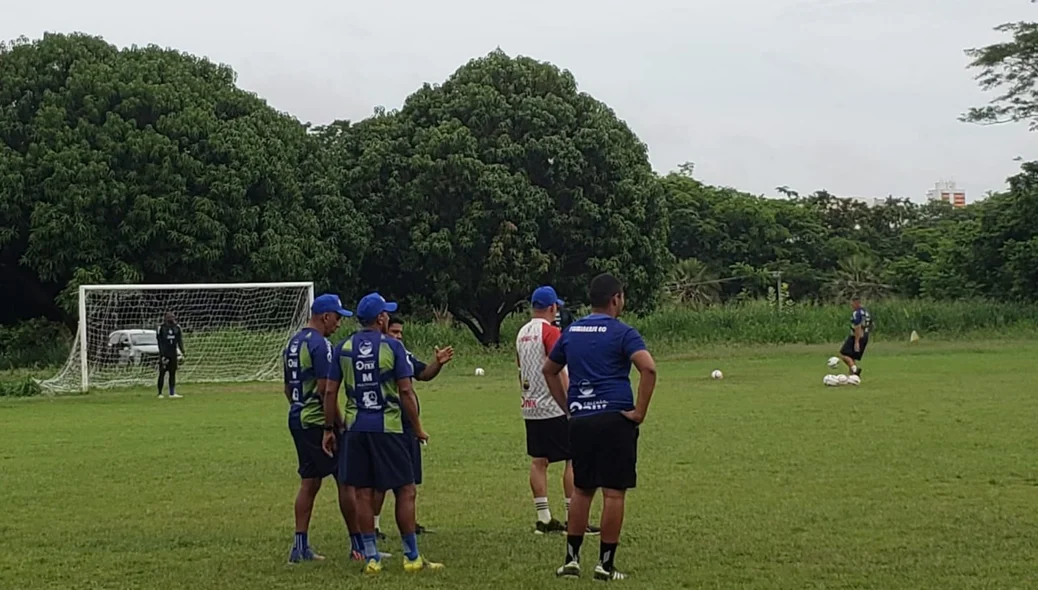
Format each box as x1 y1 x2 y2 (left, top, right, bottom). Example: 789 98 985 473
415 523 429 535
584 524 601 536
363 558 383 574
556 561 581 578
535 518 566 534
170 393 183 399
288 546 325 563
593 564 627 581
403 555 444 572
850 366 862 377
375 528 387 541
157 393 165 398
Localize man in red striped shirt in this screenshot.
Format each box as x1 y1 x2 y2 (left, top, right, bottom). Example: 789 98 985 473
516 286 599 536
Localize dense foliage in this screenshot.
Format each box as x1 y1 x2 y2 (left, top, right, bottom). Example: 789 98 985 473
2 23 1037 347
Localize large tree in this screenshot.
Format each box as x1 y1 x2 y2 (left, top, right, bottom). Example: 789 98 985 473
0 33 364 322
343 50 670 345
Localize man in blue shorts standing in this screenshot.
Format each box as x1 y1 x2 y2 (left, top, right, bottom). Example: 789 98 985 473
368 317 453 537
283 293 352 563
324 293 443 574
543 273 658 581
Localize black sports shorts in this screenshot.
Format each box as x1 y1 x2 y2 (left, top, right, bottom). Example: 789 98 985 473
525 416 571 463
569 412 639 491
839 335 869 361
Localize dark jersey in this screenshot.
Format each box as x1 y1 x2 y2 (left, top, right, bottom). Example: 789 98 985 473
157 324 183 358
548 314 647 417
851 308 872 335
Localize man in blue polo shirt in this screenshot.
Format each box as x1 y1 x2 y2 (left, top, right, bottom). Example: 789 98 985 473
323 293 443 574
283 293 351 563
543 273 657 582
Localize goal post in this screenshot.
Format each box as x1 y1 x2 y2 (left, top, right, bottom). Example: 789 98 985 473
40 282 315 393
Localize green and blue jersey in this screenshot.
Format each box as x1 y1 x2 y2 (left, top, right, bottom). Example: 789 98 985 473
330 329 414 433
283 327 333 430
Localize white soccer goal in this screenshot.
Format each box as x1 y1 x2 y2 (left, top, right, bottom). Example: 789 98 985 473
39 282 315 393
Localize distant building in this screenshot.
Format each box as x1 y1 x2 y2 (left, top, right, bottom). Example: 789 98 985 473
840 196 884 208
926 181 966 208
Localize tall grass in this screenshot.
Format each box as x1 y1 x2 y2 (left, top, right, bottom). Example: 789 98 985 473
4 299 1038 377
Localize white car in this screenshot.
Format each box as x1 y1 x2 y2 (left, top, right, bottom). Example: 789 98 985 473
107 329 182 366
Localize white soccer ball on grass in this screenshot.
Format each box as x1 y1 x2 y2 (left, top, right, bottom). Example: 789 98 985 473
474 367 485 376
823 374 838 387
827 356 840 369
711 369 723 380
847 375 861 386
836 374 849 385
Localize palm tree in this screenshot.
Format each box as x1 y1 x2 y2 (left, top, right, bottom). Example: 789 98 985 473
828 254 890 301
666 259 721 307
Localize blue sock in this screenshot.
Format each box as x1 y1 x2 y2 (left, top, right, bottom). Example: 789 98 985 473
294 532 308 553
361 533 379 561
170 387 175 396
350 533 363 553
402 532 419 561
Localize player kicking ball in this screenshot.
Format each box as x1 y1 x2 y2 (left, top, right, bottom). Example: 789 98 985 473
838 296 871 377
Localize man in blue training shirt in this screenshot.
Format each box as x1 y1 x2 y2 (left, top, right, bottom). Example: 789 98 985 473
838 295 871 376
283 293 352 563
323 293 443 574
367 317 453 537
543 273 658 582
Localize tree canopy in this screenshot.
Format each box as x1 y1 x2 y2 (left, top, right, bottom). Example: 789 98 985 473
3 29 1038 345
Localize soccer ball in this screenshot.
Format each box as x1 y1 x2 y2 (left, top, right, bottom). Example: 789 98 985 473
823 374 838 386
711 369 723 380
827 356 839 369
474 368 485 376
836 374 849 385
847 375 861 386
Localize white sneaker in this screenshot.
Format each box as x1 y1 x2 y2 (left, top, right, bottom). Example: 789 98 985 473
157 393 165 399
593 564 627 581
556 561 581 578
170 393 183 399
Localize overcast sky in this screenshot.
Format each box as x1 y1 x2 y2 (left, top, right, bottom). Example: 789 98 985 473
4 0 1035 200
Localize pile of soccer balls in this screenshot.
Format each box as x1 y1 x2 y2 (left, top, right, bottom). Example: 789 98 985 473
823 356 861 387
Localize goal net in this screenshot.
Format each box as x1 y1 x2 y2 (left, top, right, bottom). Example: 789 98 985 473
39 282 314 393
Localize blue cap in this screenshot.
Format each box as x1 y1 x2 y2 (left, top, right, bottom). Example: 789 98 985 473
311 293 352 317
531 286 564 309
356 293 398 321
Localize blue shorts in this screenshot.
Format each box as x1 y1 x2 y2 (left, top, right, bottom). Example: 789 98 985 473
410 435 423 486
340 431 414 491
291 428 338 480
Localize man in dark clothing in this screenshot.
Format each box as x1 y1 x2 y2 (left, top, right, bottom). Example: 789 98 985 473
157 312 185 398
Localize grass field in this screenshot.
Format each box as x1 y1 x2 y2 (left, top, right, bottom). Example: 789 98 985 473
2 339 1038 589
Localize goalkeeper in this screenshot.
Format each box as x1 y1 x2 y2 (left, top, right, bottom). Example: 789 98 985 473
157 312 185 399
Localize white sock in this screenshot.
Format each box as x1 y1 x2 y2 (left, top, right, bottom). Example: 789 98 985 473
565 498 571 521
534 497 551 523
374 515 381 531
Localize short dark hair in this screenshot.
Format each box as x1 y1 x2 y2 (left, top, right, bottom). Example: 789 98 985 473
851 295 861 302
388 316 404 328
589 273 624 308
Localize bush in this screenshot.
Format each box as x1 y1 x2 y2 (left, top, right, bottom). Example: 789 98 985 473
0 319 72 370
0 376 43 397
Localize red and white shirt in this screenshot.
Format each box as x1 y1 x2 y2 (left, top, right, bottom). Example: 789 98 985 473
516 318 566 420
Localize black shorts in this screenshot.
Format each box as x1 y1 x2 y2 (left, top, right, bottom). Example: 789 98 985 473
525 416 570 463
159 355 178 372
340 431 414 491
569 412 639 491
840 335 869 361
291 428 338 480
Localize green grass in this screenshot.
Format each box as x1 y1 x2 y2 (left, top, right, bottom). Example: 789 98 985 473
2 339 1038 589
